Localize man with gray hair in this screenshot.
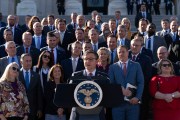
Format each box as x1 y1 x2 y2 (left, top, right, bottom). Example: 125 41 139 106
0 41 20 76
152 46 180 76
117 24 130 49
31 22 47 49
99 22 110 43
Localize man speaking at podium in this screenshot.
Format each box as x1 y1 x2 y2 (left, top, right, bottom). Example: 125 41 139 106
69 50 109 120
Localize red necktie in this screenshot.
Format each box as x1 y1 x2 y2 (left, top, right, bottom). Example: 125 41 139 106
89 73 93 76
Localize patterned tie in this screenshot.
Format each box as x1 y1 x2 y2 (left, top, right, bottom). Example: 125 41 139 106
25 71 30 89
123 63 127 76
132 55 136 61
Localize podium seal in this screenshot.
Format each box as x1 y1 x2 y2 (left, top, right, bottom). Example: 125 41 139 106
74 81 103 109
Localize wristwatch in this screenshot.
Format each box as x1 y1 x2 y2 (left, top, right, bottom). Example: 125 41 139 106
172 93 175 98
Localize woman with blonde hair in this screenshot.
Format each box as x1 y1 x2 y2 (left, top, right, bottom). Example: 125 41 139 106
97 47 111 73
121 17 132 40
0 62 29 120
41 17 48 27
150 59 180 120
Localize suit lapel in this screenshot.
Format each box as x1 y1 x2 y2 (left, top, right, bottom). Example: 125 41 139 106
69 58 73 73
126 61 133 77
76 58 83 71
29 71 35 89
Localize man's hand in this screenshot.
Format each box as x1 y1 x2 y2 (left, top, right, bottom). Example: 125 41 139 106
57 108 64 117
122 87 132 97
37 110 42 119
129 97 139 104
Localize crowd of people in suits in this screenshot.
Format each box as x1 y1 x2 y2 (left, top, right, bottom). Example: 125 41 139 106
0 6 180 120
126 0 174 15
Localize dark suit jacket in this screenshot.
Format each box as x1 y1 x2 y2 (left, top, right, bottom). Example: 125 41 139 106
40 46 67 64
19 70 43 119
141 47 154 62
58 31 75 52
0 26 23 45
0 56 21 77
0 21 6 28
135 12 152 28
129 52 152 100
61 57 85 82
164 33 173 48
98 41 108 48
21 24 29 33
32 35 47 49
168 40 180 63
117 38 131 50
144 35 167 62
16 45 40 66
0 44 7 58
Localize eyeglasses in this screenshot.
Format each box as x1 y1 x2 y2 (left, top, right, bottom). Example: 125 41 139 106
43 55 50 59
12 67 19 72
162 64 171 67
84 58 96 61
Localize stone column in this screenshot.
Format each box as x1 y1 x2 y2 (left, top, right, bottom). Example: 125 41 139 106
16 0 37 15
108 0 127 15
177 0 180 15
0 0 15 15
65 0 83 15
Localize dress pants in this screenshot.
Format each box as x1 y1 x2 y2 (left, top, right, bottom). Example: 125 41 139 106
112 101 140 120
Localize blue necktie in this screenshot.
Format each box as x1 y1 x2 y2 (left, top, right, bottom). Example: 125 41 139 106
11 57 15 63
37 37 40 49
148 38 151 49
173 33 176 41
25 71 30 89
94 44 97 52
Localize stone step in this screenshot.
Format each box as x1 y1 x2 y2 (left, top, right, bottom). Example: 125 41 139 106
3 15 180 32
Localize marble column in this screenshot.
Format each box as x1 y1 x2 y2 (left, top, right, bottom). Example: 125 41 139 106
0 0 15 15
65 0 83 15
108 0 127 15
16 0 37 15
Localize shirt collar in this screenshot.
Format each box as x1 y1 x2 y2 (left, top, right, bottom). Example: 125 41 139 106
48 47 56 51
71 57 79 61
22 69 30 73
85 69 96 76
